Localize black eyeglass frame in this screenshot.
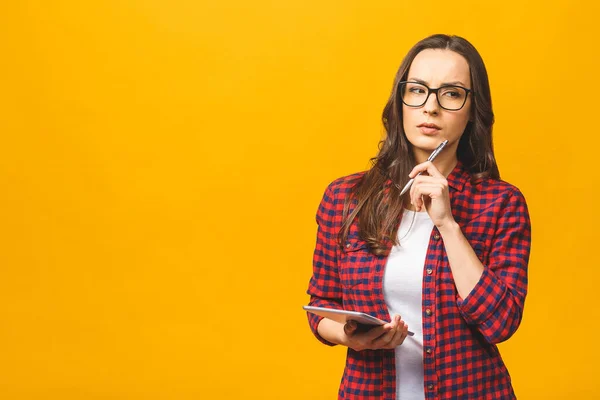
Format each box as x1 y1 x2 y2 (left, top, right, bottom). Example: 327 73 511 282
397 81 475 111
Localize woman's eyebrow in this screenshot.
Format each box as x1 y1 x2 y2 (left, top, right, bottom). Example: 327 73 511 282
407 77 467 86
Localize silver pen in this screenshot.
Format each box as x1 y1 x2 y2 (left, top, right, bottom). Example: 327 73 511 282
399 139 449 196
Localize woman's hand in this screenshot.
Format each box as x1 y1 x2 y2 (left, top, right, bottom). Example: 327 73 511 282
343 315 409 351
408 161 455 228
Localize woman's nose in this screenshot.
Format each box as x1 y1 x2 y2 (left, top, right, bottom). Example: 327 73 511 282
423 91 440 115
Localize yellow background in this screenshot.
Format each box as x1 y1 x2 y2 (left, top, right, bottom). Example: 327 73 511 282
0 0 598 398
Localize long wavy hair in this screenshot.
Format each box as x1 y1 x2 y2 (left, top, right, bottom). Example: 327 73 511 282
339 34 499 256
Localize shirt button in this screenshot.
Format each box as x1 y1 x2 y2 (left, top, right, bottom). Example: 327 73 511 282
426 348 432 354
433 233 440 240
425 308 432 316
426 268 433 275
346 243 351 248
427 384 434 390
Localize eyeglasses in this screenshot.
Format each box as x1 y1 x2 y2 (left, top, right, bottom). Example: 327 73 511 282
397 81 474 111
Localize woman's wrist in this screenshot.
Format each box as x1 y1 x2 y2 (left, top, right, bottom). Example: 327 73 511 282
317 318 348 346
437 218 461 238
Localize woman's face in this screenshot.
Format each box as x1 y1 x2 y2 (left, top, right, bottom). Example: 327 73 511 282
402 49 472 158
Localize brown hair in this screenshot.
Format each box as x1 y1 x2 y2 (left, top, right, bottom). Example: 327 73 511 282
339 34 499 256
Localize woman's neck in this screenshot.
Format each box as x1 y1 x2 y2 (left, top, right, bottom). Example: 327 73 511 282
412 147 458 177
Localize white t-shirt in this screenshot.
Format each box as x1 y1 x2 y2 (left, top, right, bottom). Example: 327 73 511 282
383 209 434 400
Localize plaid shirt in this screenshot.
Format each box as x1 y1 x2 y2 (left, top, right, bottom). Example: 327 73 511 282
307 161 531 399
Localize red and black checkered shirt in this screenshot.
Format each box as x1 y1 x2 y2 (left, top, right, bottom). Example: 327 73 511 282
307 161 531 399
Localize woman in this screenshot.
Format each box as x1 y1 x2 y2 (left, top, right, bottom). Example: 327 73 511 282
306 34 531 399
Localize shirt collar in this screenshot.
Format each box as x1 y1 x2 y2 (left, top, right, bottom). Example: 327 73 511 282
446 160 469 192
382 159 470 192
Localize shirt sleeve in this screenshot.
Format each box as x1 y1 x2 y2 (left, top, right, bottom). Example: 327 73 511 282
306 183 344 346
457 189 531 344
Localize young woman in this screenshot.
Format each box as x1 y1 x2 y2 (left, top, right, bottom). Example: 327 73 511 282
306 34 531 399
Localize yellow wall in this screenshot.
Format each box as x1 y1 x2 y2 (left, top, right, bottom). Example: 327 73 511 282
0 0 598 398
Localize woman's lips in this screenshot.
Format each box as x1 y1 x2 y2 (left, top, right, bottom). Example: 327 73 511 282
417 123 441 135
418 126 440 135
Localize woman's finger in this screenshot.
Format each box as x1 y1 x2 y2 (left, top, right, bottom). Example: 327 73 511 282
408 173 418 206
409 177 426 209
389 320 409 347
344 320 358 336
413 175 444 187
368 316 398 344
371 326 397 349
373 316 402 349
363 325 389 341
347 325 389 351
414 184 445 200
409 161 444 179
410 176 444 210
376 317 408 349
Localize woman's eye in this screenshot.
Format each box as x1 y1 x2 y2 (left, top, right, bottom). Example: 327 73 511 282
441 89 463 98
409 87 425 94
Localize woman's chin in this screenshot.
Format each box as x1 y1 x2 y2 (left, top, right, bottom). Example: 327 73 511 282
407 134 445 151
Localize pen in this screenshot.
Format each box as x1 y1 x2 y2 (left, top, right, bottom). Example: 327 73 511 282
399 139 449 196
